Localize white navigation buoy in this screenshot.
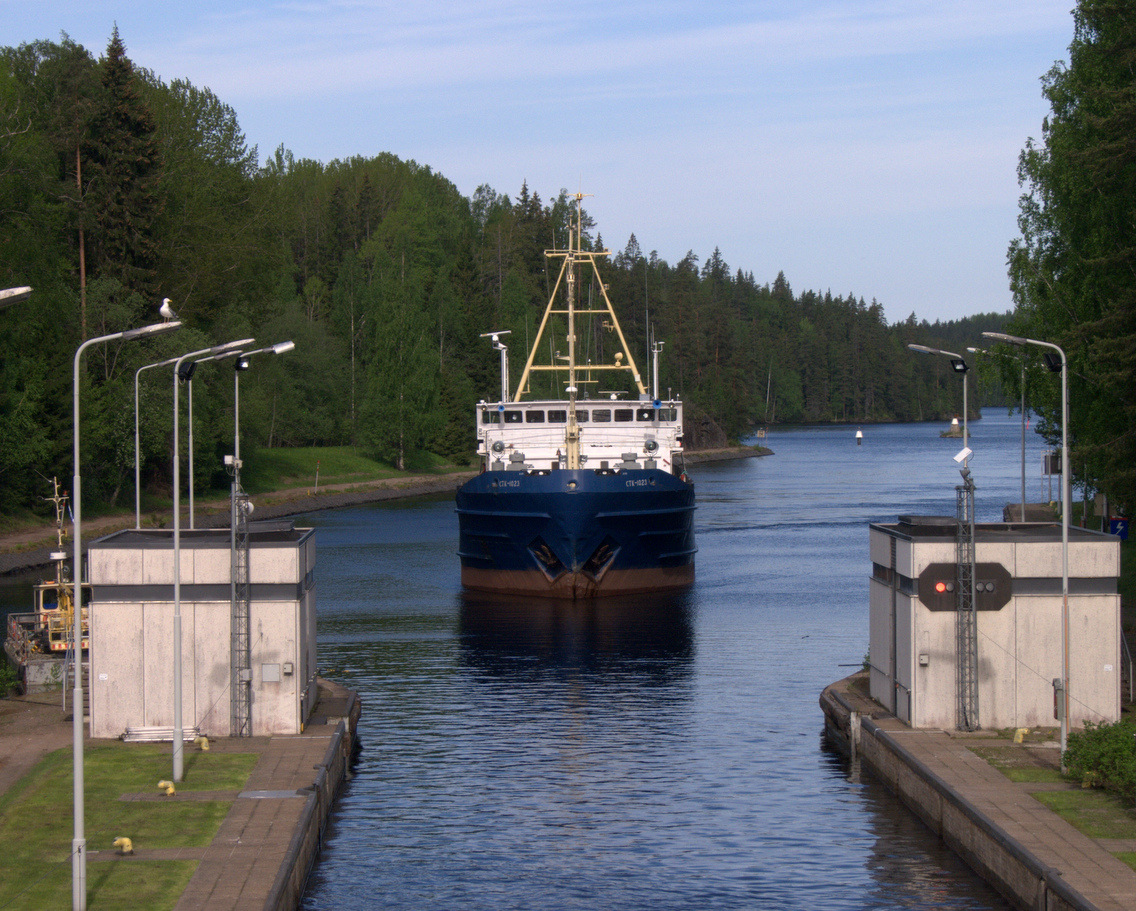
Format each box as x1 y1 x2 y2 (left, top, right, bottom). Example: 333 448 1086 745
855 429 863 446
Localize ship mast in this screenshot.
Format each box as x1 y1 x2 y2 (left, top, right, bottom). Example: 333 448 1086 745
565 200 582 468
513 193 648 470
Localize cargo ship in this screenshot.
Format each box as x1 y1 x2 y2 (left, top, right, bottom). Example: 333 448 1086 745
456 193 696 598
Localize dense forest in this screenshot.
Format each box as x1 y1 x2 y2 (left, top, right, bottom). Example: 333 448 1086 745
1 30 1008 520
1002 0 1136 514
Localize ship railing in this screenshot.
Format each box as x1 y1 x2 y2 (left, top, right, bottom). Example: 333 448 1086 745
6 613 41 664
482 435 680 462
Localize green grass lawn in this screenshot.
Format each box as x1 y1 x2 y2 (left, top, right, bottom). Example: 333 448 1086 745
1030 788 1136 840
0 742 257 909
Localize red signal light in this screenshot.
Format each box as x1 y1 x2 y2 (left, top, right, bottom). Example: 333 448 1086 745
935 581 947 593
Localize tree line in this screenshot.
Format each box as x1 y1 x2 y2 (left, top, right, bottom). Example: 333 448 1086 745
2 30 1013 521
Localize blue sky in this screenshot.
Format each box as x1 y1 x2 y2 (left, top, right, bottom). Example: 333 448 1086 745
4 1 1074 323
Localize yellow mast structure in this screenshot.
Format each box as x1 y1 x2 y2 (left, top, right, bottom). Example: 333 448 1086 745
514 193 647 469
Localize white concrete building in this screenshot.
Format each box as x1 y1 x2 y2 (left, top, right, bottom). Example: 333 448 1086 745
85 524 317 738
869 516 1121 731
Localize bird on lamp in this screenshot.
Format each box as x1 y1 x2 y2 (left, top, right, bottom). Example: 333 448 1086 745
159 298 177 321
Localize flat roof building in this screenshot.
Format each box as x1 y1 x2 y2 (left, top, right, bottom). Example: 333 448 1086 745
85 524 316 739
869 516 1120 731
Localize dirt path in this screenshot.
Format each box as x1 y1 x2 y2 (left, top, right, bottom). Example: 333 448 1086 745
0 694 75 796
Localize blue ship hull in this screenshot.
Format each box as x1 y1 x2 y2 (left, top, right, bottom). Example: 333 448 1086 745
456 468 696 599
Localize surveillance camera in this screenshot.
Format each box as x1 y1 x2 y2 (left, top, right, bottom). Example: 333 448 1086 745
953 446 973 464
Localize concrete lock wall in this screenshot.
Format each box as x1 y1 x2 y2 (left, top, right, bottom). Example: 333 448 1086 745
869 519 1120 731
86 527 316 739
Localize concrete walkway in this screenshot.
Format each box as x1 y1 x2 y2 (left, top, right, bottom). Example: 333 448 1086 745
823 675 1136 911
168 731 342 909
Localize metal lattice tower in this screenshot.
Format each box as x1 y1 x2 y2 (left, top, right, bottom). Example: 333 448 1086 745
230 480 252 737
955 470 979 731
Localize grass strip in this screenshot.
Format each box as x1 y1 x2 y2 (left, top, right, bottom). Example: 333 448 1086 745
0 742 256 909
1030 788 1136 840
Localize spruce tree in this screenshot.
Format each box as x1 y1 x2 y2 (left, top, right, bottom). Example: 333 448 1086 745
83 27 163 303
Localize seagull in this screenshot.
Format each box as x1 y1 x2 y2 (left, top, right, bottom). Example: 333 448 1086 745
160 298 177 321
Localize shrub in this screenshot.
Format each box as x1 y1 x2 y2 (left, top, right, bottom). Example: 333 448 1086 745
1063 719 1136 801
0 660 18 697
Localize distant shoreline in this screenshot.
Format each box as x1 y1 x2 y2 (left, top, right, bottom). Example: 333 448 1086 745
0 445 768 576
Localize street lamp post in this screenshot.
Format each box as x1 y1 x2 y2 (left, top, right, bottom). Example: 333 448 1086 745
170 339 254 783
984 330 1070 761
967 346 1028 522
225 343 294 738
182 348 252 529
908 344 970 461
230 342 295 471
72 317 181 911
135 356 182 528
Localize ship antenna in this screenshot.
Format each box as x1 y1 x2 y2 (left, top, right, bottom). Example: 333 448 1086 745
565 193 591 470
480 331 511 402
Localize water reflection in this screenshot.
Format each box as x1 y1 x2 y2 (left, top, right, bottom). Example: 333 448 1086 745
458 591 695 684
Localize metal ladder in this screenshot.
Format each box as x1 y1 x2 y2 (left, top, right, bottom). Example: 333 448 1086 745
230 484 252 736
956 471 979 730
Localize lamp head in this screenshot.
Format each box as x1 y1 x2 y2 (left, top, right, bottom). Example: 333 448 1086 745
0 286 32 307
235 355 251 371
982 330 1026 346
950 358 968 373
177 361 197 382
122 320 182 342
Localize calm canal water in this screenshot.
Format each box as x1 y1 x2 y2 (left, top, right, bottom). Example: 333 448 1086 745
295 413 1045 910
0 414 1048 909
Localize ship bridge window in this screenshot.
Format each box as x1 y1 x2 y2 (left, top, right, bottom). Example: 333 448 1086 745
614 408 633 422
482 410 501 424
576 410 589 422
525 410 545 423
504 410 523 424
592 409 612 422
637 407 677 422
548 410 567 423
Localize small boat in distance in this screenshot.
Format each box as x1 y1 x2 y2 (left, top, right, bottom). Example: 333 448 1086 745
455 193 696 599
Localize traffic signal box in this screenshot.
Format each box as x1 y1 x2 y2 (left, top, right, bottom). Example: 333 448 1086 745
916 562 1011 612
